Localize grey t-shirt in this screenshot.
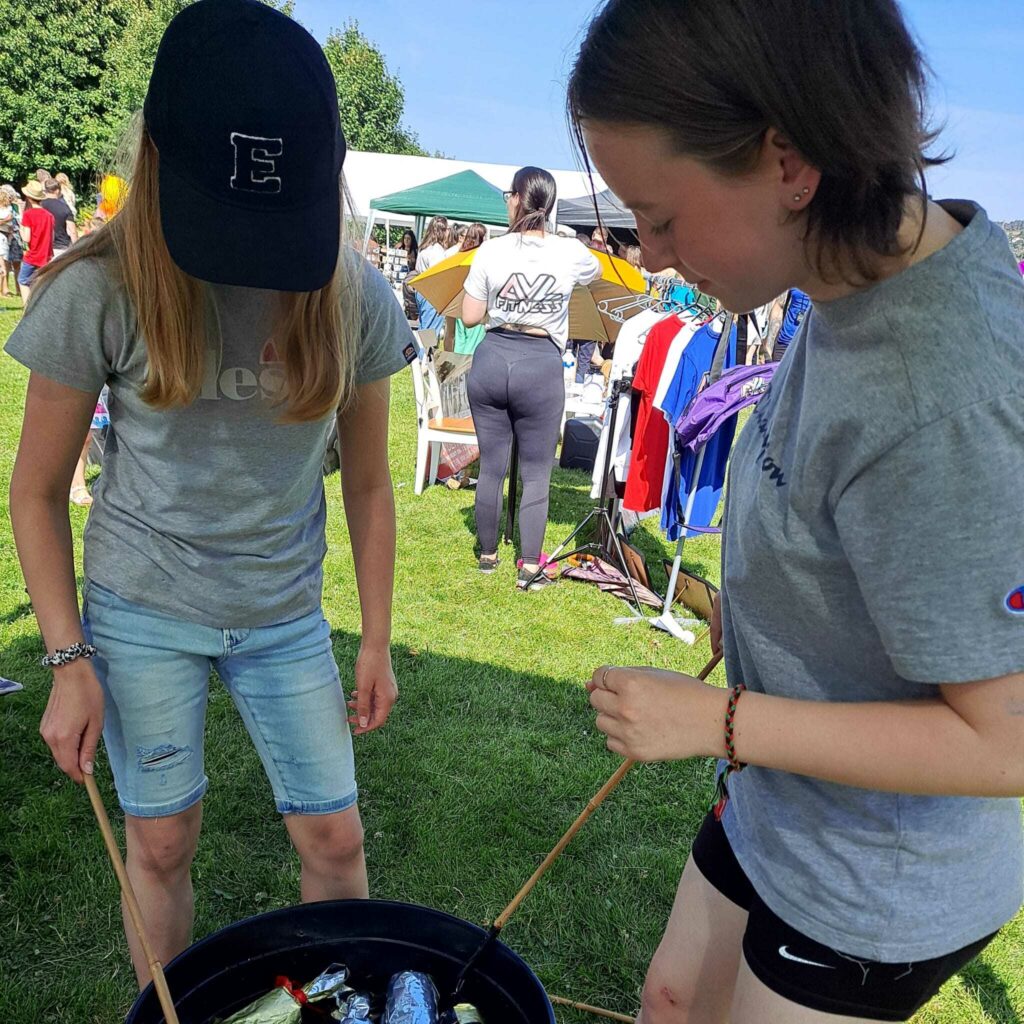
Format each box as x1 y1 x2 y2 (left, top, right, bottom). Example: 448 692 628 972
5 250 413 627
720 201 1024 962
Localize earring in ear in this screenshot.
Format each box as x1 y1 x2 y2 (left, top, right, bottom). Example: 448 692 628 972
793 194 803 202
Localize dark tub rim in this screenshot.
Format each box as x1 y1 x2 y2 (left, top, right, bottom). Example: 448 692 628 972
125 897 555 1024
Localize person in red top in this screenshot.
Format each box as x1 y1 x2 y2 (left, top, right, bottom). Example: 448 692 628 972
19 179 54 304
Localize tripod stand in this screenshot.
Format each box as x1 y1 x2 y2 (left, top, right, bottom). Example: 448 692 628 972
519 377 647 613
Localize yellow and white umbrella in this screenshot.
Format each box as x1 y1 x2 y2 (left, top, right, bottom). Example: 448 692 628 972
408 245 647 344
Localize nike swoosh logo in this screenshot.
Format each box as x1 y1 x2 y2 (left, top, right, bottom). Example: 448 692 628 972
778 946 835 969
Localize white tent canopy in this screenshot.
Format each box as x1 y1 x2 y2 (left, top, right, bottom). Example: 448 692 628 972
343 150 607 233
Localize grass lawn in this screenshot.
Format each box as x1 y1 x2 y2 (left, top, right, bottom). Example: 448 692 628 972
0 293 1020 1023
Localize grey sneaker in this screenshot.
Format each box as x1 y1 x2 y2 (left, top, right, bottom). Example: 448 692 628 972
478 555 500 574
517 567 555 591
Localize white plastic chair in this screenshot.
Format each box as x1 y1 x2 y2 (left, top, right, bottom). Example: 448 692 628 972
410 331 478 494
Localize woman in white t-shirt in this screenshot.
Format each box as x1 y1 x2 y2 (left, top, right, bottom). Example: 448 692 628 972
462 166 600 590
412 215 450 333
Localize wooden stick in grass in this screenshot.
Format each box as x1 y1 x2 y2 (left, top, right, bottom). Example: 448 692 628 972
493 650 722 930
452 651 723 998
549 994 635 1022
83 772 181 1024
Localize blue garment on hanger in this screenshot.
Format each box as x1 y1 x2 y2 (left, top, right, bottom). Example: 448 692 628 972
663 280 696 308
775 288 811 353
660 319 737 540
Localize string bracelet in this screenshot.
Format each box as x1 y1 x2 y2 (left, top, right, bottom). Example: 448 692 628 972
712 683 747 821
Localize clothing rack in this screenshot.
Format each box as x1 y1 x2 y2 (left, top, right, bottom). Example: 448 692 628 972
648 446 718 641
601 311 725 635
597 290 717 326
648 313 735 641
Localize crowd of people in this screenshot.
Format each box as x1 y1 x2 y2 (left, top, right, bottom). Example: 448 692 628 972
2 169 110 508
0 168 109 304
377 204 809 380
3 1 1021 1022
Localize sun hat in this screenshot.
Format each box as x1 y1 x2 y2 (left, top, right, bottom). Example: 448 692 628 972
22 180 46 202
143 0 347 291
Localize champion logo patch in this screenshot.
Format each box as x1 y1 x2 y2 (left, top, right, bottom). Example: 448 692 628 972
1006 586 1024 614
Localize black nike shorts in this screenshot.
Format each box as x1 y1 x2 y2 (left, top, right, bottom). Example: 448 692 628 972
691 811 997 1021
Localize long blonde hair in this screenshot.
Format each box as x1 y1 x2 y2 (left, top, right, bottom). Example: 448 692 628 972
29 113 360 423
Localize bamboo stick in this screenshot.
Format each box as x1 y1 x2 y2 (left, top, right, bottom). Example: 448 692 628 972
549 994 635 1022
494 651 722 929
454 652 723 999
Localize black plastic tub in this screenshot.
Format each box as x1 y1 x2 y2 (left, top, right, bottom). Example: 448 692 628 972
125 899 554 1023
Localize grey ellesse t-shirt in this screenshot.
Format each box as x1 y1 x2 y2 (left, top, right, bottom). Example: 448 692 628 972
720 201 1024 962
5 249 413 627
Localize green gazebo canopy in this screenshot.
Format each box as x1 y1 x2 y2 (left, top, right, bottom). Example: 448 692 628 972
370 169 509 226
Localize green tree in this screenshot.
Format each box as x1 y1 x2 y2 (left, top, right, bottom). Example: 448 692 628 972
0 0 134 189
93 0 194 174
322 22 427 156
0 0 296 192
96 0 294 179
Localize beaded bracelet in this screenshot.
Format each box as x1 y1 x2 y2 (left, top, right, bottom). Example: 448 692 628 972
40 641 98 669
712 683 747 821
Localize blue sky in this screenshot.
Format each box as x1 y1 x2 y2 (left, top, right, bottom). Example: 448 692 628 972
291 0 1023 220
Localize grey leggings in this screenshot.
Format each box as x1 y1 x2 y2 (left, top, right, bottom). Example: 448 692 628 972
466 329 564 563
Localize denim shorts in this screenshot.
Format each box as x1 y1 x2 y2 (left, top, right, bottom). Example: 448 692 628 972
81 579 357 818
17 261 40 286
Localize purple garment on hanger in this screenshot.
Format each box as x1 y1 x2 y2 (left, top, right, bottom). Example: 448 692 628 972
676 363 776 453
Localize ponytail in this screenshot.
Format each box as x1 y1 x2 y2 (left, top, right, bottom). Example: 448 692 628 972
507 166 556 235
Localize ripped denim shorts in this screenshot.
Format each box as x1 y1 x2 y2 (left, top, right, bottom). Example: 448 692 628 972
81 579 357 818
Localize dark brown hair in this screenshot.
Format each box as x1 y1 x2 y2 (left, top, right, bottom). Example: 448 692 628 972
400 228 418 264
508 166 556 234
445 222 467 248
460 222 487 251
567 0 946 283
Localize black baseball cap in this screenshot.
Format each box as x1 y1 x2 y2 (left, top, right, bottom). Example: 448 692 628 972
143 0 347 292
